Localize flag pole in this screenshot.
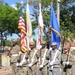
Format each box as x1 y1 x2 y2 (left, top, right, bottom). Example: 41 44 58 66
57 0 60 26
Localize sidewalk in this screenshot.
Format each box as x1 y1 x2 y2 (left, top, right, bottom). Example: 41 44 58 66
0 66 12 75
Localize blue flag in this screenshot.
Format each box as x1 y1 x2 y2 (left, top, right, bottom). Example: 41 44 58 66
50 5 61 49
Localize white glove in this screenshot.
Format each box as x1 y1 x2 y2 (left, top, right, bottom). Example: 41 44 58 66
31 58 34 62
19 51 22 55
21 59 26 65
49 47 52 51
63 62 70 65
50 61 54 66
7 56 10 58
66 61 70 65
39 65 43 68
16 63 19 67
50 65 53 70
37 45 42 49
19 63 22 66
16 62 22 67
63 62 67 65
28 64 32 67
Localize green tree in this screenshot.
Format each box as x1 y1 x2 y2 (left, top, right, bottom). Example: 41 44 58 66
60 0 75 41
5 40 11 46
0 4 20 36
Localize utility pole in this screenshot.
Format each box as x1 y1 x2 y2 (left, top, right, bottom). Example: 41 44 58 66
57 0 60 26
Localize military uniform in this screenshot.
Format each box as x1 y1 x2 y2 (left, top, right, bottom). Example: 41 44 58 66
71 49 75 75
27 48 38 75
18 52 28 75
62 47 74 75
26 41 39 75
46 42 61 75
35 41 48 75
10 43 20 75
72 55 75 75
38 47 48 75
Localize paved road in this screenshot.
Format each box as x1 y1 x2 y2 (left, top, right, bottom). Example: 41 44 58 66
0 71 12 75
0 66 12 75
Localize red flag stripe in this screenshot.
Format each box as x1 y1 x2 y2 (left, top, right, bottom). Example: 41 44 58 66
18 16 27 53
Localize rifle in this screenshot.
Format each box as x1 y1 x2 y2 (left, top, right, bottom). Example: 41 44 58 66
30 61 48 75
64 41 72 72
66 44 71 62
39 63 48 70
59 35 65 54
7 43 16 57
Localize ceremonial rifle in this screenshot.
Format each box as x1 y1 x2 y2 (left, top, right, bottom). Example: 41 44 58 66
7 43 16 57
62 36 65 54
66 41 71 62
64 41 72 72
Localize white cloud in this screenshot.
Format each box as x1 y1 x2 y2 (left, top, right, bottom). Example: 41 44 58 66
11 4 17 10
21 1 24 4
10 1 24 10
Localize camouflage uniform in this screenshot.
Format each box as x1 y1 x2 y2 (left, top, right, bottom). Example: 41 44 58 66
72 55 75 75
16 52 28 75
69 49 75 75
36 41 48 75
27 41 38 75
10 43 20 75
27 48 38 75
38 47 48 75
62 48 74 75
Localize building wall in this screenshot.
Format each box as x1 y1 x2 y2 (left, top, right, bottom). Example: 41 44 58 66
70 47 75 55
2 53 10 66
0 54 2 66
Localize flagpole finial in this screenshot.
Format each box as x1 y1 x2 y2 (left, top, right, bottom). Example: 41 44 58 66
39 0 41 3
39 2 41 4
50 2 52 4
39 2 41 6
26 0 29 4
58 0 60 2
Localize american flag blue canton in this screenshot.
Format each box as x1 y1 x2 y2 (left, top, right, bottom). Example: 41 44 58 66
50 5 61 49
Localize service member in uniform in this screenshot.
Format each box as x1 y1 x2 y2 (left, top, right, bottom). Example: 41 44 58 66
38 41 48 75
28 41 38 75
18 52 29 75
46 42 61 75
71 52 75 75
9 40 21 75
62 47 74 75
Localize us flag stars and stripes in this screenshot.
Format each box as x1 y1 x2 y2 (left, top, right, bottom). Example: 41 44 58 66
18 16 27 53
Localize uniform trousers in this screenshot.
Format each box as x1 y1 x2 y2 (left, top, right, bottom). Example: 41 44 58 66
11 63 25 75
10 63 17 75
72 64 75 75
49 67 61 75
39 66 47 75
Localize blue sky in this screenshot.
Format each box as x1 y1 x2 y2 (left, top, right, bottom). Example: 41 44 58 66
4 0 22 5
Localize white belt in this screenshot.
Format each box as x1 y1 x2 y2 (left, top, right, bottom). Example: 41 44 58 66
12 54 19 56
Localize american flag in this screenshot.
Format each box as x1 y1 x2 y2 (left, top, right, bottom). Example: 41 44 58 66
18 16 27 53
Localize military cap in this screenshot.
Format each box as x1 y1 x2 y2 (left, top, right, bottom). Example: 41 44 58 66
41 41 46 44
51 42 57 46
64 46 70 50
29 41 35 45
